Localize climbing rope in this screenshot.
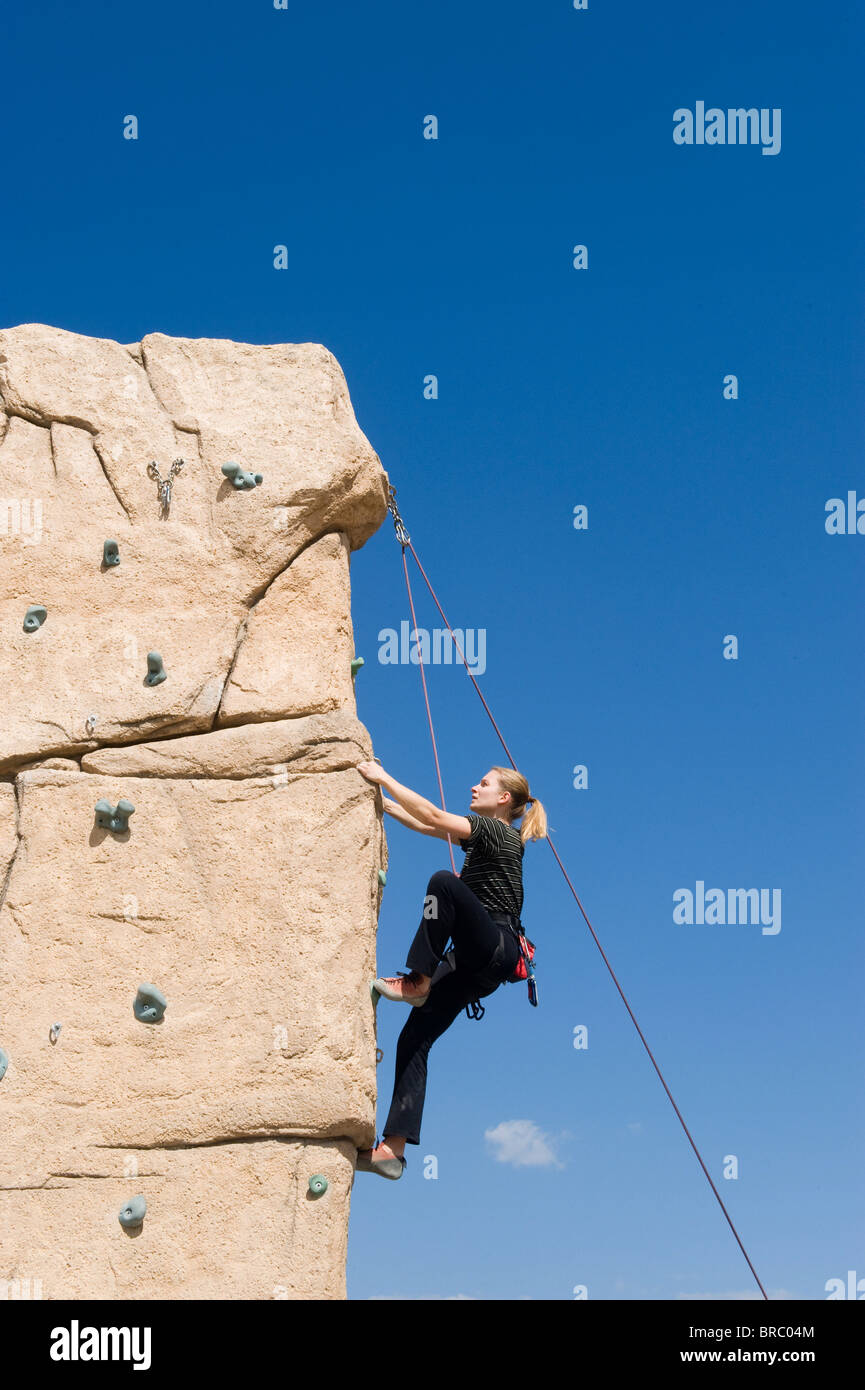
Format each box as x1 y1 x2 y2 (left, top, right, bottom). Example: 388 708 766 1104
384 483 769 1301
387 489 458 876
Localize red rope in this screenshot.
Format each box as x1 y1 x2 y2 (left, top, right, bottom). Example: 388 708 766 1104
400 548 457 874
396 535 769 1302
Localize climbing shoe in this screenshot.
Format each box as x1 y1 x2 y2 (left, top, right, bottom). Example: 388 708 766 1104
355 1149 407 1180
373 971 431 1006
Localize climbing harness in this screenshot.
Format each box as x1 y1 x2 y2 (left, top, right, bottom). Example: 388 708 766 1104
147 457 184 514
383 481 769 1301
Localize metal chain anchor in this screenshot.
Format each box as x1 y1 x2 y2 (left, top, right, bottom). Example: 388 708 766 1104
386 483 410 548
147 457 185 514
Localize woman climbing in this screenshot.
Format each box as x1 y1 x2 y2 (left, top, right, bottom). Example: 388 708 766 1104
354 760 547 1179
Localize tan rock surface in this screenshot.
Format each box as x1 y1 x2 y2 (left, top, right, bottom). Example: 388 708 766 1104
0 321 388 772
0 325 389 1300
1 1140 356 1300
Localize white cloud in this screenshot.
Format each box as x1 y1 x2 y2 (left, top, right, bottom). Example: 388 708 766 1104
484 1119 565 1168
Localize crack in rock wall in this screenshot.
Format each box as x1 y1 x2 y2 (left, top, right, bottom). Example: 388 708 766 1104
0 324 389 1300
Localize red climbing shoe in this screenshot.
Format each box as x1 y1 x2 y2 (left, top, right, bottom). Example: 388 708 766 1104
355 1146 407 1180
373 970 431 1006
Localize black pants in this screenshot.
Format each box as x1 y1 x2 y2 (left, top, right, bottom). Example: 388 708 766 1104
382 869 522 1146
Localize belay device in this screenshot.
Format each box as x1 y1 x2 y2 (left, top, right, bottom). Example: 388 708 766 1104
509 931 538 1007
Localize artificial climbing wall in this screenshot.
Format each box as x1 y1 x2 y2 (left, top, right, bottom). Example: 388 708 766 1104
0 323 389 1299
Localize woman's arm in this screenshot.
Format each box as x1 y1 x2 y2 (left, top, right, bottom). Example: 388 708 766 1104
357 762 472 840
382 798 451 839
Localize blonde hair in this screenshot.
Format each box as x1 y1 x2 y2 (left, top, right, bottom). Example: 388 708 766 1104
490 765 547 845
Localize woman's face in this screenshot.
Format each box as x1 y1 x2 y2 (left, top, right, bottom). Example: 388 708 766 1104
470 770 507 815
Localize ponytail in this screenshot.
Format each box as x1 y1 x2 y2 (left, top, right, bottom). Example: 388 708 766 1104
491 765 548 845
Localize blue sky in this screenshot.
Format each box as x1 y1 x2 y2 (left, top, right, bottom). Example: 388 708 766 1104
2 0 862 1301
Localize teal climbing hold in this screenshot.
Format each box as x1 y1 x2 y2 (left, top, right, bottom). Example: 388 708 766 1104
0 1048 8 1081
94 799 135 833
118 1195 147 1228
351 657 364 678
23 605 47 632
221 462 263 490
102 539 120 567
134 984 167 1024
378 869 387 887
144 651 166 686
308 1174 328 1197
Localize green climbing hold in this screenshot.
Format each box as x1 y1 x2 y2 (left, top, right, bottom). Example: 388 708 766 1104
102 539 120 567
350 657 364 678
23 605 47 632
370 981 380 1005
377 869 387 887
0 1047 8 1081
94 799 135 833
134 984 167 1024
118 1195 147 1228
144 651 166 686
308 1174 328 1197
221 462 263 490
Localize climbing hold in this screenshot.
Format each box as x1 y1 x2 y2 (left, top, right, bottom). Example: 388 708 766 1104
308 1174 328 1197
375 1047 384 1065
102 539 120 567
133 984 167 1024
370 982 380 1005
144 651 166 686
221 462 263 490
49 1022 62 1045
118 1195 147 1229
85 713 98 736
23 605 47 632
94 799 135 833
350 657 364 678
0 1048 8 1081
377 869 387 887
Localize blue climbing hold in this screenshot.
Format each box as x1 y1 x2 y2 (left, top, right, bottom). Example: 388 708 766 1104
103 539 120 567
118 1195 147 1228
134 984 167 1024
94 799 135 833
23 605 47 632
0 1048 8 1081
221 462 263 490
144 651 166 686
308 1174 328 1197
